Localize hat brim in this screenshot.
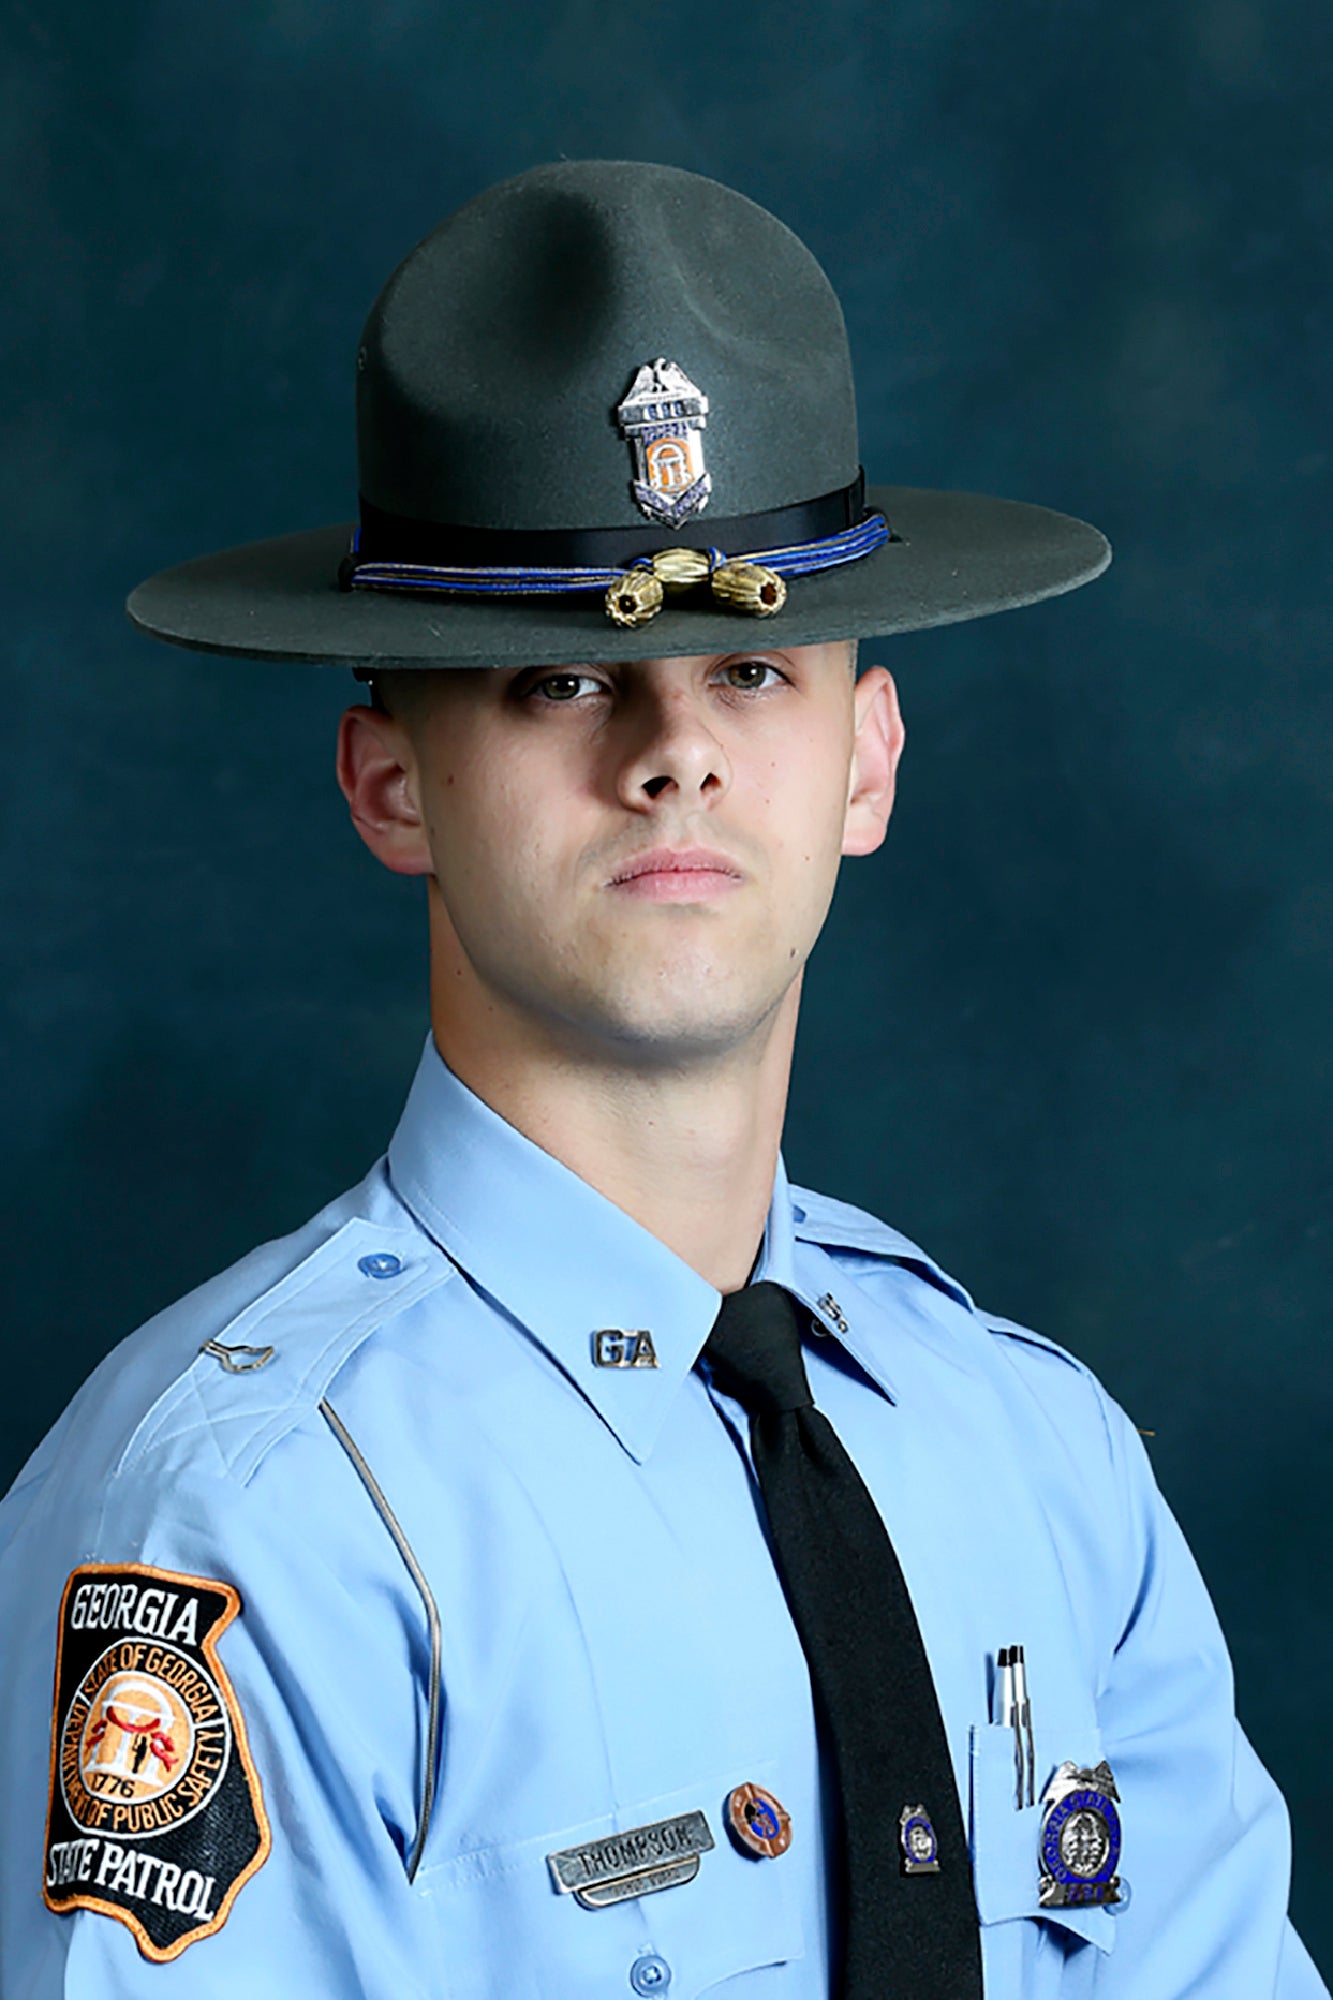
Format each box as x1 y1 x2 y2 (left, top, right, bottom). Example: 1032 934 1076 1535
126 485 1109 670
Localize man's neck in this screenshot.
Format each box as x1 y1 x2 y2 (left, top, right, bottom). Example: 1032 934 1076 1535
428 990 799 1296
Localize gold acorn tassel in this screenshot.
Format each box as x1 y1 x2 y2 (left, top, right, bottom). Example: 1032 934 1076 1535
649 547 714 591
710 560 787 616
605 569 665 627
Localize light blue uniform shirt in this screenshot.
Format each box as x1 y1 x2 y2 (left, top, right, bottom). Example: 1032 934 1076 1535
1 1039 1324 1997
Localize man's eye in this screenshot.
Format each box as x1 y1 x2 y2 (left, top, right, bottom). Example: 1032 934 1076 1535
721 659 783 690
529 672 604 702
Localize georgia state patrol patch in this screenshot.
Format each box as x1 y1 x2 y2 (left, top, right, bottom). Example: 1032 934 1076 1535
44 1563 270 1962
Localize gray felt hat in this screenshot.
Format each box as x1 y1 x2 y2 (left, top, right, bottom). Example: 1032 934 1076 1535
127 160 1110 669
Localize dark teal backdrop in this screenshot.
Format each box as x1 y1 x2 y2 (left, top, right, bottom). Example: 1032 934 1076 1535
3 0 1329 1973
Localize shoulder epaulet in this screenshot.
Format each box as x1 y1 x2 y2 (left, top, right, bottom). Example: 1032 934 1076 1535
789 1184 974 1310
118 1217 452 1485
975 1307 1093 1377
790 1187 1100 1381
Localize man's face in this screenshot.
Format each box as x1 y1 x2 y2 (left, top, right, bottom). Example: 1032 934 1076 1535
343 644 901 1070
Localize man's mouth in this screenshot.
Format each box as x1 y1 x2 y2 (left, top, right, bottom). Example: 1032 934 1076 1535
607 846 745 900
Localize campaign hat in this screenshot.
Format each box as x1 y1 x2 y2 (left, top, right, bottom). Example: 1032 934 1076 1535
127 160 1109 670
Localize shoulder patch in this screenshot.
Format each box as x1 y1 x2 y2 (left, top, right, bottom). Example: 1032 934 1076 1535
45 1563 270 1962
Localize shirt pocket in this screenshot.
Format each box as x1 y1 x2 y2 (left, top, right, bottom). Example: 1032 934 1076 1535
415 1760 805 1999
969 1721 1117 1958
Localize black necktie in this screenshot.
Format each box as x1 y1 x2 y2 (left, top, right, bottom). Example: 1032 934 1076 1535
704 1281 983 2000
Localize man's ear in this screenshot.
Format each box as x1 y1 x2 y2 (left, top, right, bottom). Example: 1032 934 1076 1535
841 666 905 858
335 705 435 877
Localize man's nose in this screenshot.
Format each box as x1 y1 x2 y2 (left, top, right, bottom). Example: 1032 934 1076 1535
614 685 733 808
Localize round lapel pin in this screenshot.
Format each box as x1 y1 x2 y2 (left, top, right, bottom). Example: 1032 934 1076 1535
725 1782 791 1858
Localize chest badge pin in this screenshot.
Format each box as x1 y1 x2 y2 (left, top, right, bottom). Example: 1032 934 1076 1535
899 1803 941 1874
725 1782 792 1858
616 360 712 526
1038 1760 1123 1907
592 1329 659 1369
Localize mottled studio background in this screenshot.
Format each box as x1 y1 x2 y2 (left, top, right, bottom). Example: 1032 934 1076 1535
3 0 1329 1972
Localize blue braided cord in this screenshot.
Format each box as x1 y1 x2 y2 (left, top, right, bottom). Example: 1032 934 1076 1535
748 513 888 575
345 511 888 597
349 562 623 595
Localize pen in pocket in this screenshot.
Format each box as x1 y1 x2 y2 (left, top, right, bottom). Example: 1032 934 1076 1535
995 1642 1036 1808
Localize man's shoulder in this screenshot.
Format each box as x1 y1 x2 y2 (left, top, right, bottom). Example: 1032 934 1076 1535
2 1167 453 1527
790 1179 1146 1505
789 1180 1104 1386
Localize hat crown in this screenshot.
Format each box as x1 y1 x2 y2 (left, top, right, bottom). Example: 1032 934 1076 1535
356 160 859 534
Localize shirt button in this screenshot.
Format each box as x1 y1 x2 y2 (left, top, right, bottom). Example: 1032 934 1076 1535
630 1953 672 1993
357 1253 403 1279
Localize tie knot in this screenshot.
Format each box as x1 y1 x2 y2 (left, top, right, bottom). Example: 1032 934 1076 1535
703 1282 814 1417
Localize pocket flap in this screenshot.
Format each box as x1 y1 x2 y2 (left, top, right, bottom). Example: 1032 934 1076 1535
417 1761 804 1997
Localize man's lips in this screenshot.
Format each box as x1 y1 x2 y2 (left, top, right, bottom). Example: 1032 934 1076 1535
607 847 745 900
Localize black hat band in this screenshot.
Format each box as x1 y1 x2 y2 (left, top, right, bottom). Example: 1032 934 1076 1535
339 477 890 629
350 473 869 571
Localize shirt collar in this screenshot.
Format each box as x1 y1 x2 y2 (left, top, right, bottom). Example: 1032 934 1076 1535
386 1037 824 1463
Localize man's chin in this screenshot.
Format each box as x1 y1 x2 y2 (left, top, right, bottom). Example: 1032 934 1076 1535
565 977 798 1068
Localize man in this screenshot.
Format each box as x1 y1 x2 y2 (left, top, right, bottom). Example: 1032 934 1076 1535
0 161 1322 1996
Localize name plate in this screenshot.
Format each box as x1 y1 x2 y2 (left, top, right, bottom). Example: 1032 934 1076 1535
548 1811 714 1909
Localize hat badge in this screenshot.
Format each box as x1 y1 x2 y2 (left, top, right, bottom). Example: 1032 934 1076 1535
616 359 712 526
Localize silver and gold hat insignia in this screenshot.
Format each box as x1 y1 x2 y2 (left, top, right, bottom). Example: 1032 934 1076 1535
616 359 712 526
